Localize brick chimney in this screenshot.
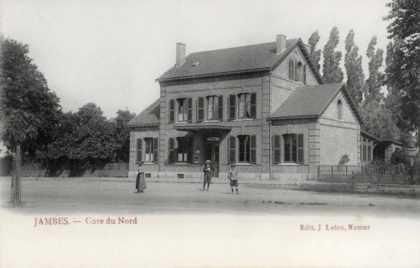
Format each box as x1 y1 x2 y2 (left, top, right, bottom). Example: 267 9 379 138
276 34 286 54
176 43 186 67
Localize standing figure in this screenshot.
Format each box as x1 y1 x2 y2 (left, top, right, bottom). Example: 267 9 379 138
228 164 239 194
203 160 212 191
135 161 147 193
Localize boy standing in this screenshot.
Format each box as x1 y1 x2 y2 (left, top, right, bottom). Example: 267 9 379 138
203 160 212 191
228 164 239 194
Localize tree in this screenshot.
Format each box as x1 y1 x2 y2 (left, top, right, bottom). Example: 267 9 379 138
360 99 401 140
47 103 121 174
385 0 420 140
308 31 321 72
364 36 385 102
113 109 135 162
344 29 365 105
322 27 344 83
0 37 61 206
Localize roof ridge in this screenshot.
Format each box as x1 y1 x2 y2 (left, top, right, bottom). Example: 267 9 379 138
187 39 298 56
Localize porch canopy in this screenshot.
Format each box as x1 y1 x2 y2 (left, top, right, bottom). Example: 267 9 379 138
173 123 231 134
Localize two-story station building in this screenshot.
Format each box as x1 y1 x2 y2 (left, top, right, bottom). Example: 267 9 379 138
128 34 365 181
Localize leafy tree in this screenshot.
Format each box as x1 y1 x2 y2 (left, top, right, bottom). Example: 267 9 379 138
322 27 344 83
113 109 135 162
47 103 117 165
360 98 401 140
344 29 365 105
308 31 321 72
364 36 385 102
385 0 420 140
0 37 61 206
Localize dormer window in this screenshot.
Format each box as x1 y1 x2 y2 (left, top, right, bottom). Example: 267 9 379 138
337 100 343 120
288 59 295 80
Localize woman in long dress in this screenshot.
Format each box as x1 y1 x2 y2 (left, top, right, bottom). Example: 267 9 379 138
135 161 147 193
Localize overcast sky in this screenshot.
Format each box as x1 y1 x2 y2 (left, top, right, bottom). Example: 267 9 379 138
1 0 391 118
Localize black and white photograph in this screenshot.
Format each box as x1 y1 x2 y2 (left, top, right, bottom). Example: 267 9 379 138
1 0 419 267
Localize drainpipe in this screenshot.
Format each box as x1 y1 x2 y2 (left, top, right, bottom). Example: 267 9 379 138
268 73 272 181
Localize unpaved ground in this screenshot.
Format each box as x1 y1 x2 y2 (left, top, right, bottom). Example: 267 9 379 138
1 177 419 217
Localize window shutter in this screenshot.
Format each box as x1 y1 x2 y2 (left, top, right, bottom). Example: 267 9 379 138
218 95 223 121
229 95 236 120
273 135 281 164
250 135 257 164
297 134 304 164
137 138 142 162
187 137 193 163
228 136 236 164
303 65 307 84
168 138 175 163
187 98 192 122
197 97 204 122
250 93 257 118
169 99 175 123
153 138 158 163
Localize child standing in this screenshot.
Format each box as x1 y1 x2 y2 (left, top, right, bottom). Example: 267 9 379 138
203 160 212 191
228 164 239 194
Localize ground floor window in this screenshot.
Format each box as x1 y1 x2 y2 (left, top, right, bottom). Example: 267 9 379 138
144 138 158 163
237 135 256 164
168 137 193 163
272 134 304 164
136 138 142 162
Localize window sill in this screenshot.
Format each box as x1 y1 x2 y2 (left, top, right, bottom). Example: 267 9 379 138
233 162 254 166
143 162 158 165
273 163 307 166
233 118 255 122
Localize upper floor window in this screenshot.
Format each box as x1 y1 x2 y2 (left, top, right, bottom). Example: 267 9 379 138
295 62 302 82
176 98 192 122
206 95 223 121
288 59 295 80
237 93 257 119
337 100 343 120
177 98 188 121
303 65 307 84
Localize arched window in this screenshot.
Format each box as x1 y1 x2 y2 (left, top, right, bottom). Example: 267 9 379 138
288 59 295 80
295 62 303 81
337 100 343 120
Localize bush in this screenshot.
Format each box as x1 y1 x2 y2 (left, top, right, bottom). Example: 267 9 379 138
0 154 13 176
391 149 409 165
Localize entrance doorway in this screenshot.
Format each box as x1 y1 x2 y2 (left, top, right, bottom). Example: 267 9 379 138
205 137 219 178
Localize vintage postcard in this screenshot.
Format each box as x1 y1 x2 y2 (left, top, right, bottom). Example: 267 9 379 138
1 0 419 267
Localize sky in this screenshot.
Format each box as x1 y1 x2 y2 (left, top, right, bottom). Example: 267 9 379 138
1 0 391 119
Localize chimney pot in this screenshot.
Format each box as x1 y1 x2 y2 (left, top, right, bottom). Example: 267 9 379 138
276 34 286 54
176 43 186 67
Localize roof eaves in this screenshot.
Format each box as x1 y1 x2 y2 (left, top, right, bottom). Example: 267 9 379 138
267 114 318 121
128 123 159 128
156 67 271 82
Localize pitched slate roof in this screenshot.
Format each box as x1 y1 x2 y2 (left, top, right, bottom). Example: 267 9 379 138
269 83 364 125
127 99 160 127
157 39 323 83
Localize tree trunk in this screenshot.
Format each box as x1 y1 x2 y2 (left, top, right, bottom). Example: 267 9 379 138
10 144 23 207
